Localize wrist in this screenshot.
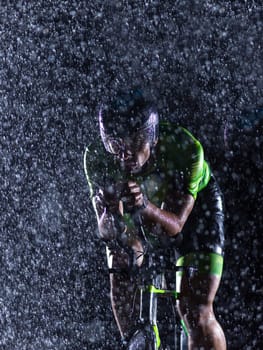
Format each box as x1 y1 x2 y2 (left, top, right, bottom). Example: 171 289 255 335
135 194 149 214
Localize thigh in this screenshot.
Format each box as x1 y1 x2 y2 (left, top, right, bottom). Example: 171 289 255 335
177 272 222 335
176 252 224 313
180 272 222 307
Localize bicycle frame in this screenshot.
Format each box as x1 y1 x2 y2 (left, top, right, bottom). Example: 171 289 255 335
109 261 195 349
136 272 188 350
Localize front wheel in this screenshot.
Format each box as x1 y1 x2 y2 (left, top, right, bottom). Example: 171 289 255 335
180 327 188 350
126 326 159 350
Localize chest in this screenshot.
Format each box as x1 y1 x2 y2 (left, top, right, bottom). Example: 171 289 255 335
137 168 186 207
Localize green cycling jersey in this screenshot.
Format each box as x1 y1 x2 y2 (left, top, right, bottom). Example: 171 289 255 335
84 122 211 245
84 122 210 201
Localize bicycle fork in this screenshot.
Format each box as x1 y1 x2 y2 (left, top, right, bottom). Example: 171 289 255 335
138 286 160 350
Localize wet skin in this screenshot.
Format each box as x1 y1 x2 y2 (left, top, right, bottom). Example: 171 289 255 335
98 136 226 349
113 137 151 174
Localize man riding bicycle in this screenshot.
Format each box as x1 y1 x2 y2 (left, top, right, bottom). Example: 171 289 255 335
84 88 226 349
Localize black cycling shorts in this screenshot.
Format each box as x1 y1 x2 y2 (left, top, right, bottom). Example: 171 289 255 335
178 174 225 256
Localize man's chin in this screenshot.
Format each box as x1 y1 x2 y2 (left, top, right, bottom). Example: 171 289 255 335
121 162 141 174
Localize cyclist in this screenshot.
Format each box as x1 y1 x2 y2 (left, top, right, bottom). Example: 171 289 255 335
84 88 226 349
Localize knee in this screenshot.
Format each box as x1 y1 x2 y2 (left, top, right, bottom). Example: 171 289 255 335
193 304 216 329
178 300 215 331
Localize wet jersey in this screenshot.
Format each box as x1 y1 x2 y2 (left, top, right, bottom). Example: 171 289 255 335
84 122 211 248
140 122 211 202
84 122 210 199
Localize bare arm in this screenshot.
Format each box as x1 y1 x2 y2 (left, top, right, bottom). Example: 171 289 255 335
92 190 124 241
127 181 195 237
92 189 144 266
141 193 195 237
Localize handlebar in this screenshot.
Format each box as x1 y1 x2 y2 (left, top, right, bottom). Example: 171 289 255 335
108 264 198 279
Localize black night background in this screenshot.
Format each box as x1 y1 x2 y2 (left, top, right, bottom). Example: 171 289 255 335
0 1 262 349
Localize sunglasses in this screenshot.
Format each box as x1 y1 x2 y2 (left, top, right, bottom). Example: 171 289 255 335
106 133 146 157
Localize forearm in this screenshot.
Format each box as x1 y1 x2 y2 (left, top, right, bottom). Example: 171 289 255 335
126 181 194 237
141 194 195 237
92 193 125 241
100 213 144 267
142 202 182 237
97 208 124 240
110 271 138 339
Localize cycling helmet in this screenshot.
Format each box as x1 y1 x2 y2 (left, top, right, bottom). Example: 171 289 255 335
99 88 159 154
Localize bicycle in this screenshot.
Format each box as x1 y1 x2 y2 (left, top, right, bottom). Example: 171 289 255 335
107 206 197 349
110 252 197 350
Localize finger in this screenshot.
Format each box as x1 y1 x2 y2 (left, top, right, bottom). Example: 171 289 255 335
119 201 124 215
127 181 140 190
129 186 141 194
135 193 143 205
127 181 138 187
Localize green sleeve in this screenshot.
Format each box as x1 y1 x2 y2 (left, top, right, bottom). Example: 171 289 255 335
182 128 211 199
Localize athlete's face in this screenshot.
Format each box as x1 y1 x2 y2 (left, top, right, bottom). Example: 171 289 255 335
107 134 151 173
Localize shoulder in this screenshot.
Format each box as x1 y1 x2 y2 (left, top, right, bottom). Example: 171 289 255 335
84 142 108 182
84 142 109 169
159 122 196 139
84 141 123 188
159 122 202 150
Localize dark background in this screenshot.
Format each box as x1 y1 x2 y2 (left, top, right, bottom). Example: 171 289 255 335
0 1 262 349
